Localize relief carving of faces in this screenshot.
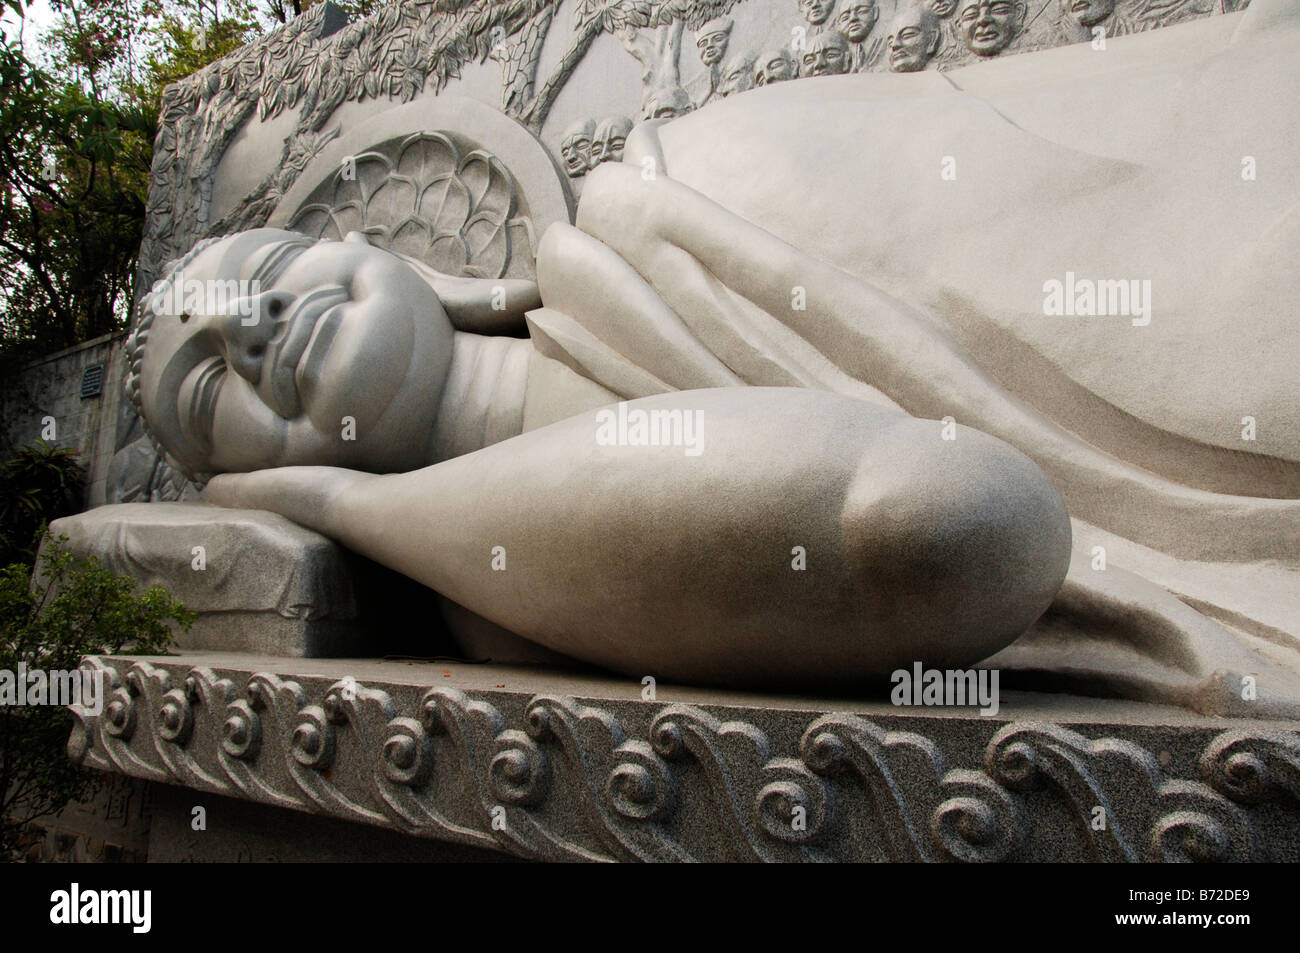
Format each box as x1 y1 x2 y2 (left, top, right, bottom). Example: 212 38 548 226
955 0 1026 55
799 0 838 26
754 49 797 86
836 1 880 43
590 116 633 164
926 0 959 18
1060 0 1116 27
696 26 732 67
718 53 757 97
641 86 694 120
887 6 942 71
135 230 451 476
560 119 596 177
801 30 852 75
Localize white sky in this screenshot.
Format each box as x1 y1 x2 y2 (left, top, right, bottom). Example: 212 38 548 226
1 0 58 64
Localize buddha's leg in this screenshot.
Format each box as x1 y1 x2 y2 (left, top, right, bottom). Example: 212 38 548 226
205 386 1071 687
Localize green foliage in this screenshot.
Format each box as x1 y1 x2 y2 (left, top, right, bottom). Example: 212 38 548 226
0 442 86 569
0 0 259 363
0 533 193 860
0 25 155 359
141 0 259 89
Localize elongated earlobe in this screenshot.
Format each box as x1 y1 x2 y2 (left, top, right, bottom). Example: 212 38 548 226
388 246 540 335
432 276 542 335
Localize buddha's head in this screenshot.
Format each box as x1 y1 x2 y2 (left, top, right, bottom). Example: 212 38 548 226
799 0 838 26
754 48 797 86
1060 0 1115 28
696 17 733 67
801 29 852 76
926 0 959 18
127 229 456 480
955 0 1026 55
590 116 634 164
718 53 757 98
836 1 880 43
887 5 942 71
559 120 596 177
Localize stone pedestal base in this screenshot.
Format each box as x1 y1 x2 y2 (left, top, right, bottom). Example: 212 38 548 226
69 652 1300 862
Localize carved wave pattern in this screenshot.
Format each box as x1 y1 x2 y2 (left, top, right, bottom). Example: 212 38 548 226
67 659 1300 862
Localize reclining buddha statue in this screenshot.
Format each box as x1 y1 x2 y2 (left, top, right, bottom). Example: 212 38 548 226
120 0 1300 716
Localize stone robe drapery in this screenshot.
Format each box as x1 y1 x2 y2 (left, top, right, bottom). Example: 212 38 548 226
523 2 1300 715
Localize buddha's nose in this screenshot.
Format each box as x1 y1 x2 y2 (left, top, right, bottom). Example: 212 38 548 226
212 289 295 385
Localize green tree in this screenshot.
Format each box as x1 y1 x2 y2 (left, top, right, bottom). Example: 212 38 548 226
0 0 259 363
0 533 193 860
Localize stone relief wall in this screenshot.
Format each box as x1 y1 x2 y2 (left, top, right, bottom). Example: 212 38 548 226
135 0 1243 308
116 0 1244 499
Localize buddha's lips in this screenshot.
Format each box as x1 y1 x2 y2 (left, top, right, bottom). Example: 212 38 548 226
268 286 347 416
294 305 344 412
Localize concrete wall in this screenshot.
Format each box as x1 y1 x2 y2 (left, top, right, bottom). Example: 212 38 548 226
0 332 126 509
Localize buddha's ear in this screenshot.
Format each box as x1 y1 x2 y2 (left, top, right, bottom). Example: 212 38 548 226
428 274 541 335
386 245 539 335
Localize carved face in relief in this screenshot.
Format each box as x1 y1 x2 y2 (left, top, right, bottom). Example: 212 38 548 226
560 120 596 177
925 0 959 18
956 0 1026 55
799 0 838 26
801 31 852 75
754 49 797 86
591 116 634 164
836 2 880 43
696 21 733 67
718 54 757 97
641 86 694 121
887 6 942 71
133 230 452 476
1060 0 1116 28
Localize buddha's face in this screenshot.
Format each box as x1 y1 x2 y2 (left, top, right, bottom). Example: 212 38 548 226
888 8 941 71
696 28 730 66
718 55 756 97
801 33 851 75
137 230 452 476
1061 0 1115 27
956 0 1024 55
560 129 594 177
800 0 837 25
754 50 796 86
927 0 958 17
590 117 632 164
836 2 879 42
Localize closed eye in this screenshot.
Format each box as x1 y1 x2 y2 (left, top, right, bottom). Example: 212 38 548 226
250 239 312 288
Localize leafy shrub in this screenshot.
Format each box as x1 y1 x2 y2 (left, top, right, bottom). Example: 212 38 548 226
0 442 86 568
0 533 194 860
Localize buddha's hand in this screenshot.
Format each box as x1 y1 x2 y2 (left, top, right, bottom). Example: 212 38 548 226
201 466 374 536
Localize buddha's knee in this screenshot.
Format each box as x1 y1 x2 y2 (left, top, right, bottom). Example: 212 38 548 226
839 419 1072 670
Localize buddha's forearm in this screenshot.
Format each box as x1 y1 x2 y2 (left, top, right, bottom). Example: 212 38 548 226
316 387 1071 684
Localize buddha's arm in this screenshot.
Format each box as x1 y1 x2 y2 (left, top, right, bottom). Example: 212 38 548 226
203 387 1070 685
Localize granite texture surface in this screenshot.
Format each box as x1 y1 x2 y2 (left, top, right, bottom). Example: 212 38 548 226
68 652 1300 862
